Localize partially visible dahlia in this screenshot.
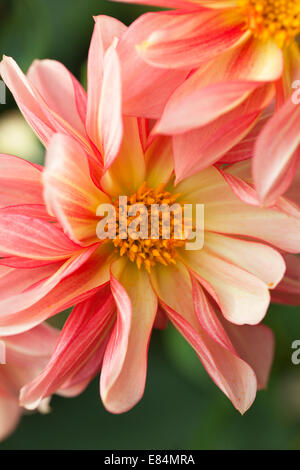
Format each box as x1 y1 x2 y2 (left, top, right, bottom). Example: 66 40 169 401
0 324 58 441
0 15 300 416
115 0 300 181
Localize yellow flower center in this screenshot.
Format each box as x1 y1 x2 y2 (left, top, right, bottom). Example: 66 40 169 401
112 183 186 272
239 0 300 47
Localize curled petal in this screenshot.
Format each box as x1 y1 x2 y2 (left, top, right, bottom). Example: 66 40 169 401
86 15 126 147
101 260 157 413
44 133 110 245
254 98 300 205
20 287 115 410
27 59 87 141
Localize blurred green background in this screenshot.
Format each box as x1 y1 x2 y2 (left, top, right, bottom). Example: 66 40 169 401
1 0 300 451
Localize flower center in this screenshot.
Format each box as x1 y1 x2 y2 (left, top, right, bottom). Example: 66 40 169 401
239 0 300 47
112 183 186 272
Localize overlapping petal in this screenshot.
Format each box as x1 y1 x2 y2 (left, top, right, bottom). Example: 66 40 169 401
101 259 157 413
27 59 87 141
101 117 146 197
254 97 300 205
20 287 115 410
0 244 112 335
43 133 110 245
86 17 124 168
0 214 80 260
117 13 188 119
272 254 300 306
136 9 247 69
0 154 43 208
0 323 59 440
175 165 300 253
0 56 91 153
150 262 259 413
173 85 273 181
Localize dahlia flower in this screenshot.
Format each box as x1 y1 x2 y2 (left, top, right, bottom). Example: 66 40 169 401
1 15 300 416
116 0 300 181
0 324 58 441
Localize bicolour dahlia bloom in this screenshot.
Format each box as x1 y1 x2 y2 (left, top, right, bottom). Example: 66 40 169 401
0 324 58 441
1 15 300 415
116 0 300 182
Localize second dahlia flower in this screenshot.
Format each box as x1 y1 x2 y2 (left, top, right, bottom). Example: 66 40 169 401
117 0 300 181
0 15 300 416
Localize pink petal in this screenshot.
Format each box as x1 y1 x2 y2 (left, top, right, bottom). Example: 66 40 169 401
176 165 300 253
166 304 257 413
86 16 126 147
137 10 247 69
0 56 55 145
0 214 80 259
100 259 157 413
181 247 270 325
272 254 300 306
191 277 274 390
203 232 285 288
173 84 273 181
0 244 110 335
20 287 115 410
154 306 168 330
219 162 300 221
118 13 188 119
156 35 283 134
0 204 54 221
99 44 123 171
0 154 43 208
220 320 274 390
0 264 60 302
4 322 59 359
151 262 257 414
0 257 59 269
0 57 92 154
157 80 259 134
27 59 87 140
0 396 21 441
220 105 274 163
43 133 110 245
253 97 300 205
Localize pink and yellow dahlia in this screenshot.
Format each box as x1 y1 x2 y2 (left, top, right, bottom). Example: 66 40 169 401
0 15 300 416
117 0 300 181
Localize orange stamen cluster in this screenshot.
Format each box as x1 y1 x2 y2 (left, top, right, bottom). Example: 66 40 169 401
239 0 300 48
112 183 186 272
